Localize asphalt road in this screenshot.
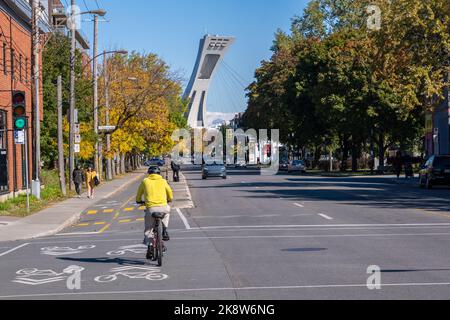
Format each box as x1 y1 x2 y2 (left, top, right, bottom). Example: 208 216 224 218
1 167 450 300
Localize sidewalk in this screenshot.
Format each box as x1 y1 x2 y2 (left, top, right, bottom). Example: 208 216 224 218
0 169 146 242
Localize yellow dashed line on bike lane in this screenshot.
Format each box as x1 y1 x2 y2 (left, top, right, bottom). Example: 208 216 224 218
98 194 141 232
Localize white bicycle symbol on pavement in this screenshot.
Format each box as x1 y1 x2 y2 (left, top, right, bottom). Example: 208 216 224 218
41 245 96 256
107 244 147 256
14 266 84 285
94 266 168 283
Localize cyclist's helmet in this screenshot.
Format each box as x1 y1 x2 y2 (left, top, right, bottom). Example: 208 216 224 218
148 166 161 175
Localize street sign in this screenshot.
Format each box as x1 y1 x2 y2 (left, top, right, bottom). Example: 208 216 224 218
14 130 25 145
74 124 80 134
74 134 81 144
74 109 78 124
98 126 116 133
74 144 80 153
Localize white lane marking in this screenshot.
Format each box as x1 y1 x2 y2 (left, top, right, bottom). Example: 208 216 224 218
0 243 29 257
318 214 333 220
176 208 191 230
2 282 450 299
195 223 450 230
169 232 450 240
294 203 304 208
29 231 450 246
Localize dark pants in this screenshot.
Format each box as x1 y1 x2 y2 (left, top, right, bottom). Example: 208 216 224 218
74 182 82 196
173 170 180 182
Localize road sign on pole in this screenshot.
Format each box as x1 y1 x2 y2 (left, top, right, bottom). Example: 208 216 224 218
74 124 80 134
74 144 80 153
98 126 116 133
14 130 25 145
74 134 81 144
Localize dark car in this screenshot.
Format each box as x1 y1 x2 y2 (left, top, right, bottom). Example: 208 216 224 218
279 160 289 172
145 157 164 167
202 163 227 180
419 155 450 189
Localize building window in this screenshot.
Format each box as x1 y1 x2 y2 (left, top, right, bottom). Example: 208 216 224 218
25 58 28 83
10 48 15 79
19 54 22 82
2 43 6 75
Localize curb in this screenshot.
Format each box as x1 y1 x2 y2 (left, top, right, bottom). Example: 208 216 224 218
2 170 146 242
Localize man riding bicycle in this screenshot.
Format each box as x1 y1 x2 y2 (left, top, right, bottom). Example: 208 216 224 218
136 166 173 259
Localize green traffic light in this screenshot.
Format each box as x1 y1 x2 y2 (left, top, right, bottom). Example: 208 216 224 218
15 118 26 130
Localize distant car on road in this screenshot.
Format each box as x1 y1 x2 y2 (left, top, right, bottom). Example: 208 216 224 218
288 160 306 174
202 163 227 180
145 157 164 167
279 160 289 172
235 160 247 168
419 155 450 189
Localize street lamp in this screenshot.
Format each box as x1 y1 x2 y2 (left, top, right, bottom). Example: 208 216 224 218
69 1 110 191
93 48 128 176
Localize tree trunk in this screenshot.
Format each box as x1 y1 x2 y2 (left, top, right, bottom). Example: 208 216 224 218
377 134 386 167
340 135 349 172
351 144 359 172
120 153 126 174
117 153 122 175
313 145 322 169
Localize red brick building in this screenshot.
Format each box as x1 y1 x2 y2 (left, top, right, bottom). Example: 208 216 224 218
0 0 41 199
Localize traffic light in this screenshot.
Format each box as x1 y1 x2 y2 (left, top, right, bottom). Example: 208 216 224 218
12 91 27 130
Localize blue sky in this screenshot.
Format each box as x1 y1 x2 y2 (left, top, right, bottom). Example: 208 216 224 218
80 0 309 121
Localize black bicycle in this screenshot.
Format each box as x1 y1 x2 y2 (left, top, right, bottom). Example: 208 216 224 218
149 212 166 267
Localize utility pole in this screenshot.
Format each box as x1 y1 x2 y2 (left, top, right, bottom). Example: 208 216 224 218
57 76 67 196
104 51 113 181
93 14 99 175
31 0 41 199
69 0 76 190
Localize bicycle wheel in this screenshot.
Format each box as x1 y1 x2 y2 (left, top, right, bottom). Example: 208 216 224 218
156 222 163 267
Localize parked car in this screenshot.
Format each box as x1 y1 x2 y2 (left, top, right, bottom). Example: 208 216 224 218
419 155 450 189
288 160 306 174
279 160 289 172
202 163 227 180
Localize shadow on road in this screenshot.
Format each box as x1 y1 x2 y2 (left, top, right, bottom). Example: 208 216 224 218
58 257 146 266
188 175 450 215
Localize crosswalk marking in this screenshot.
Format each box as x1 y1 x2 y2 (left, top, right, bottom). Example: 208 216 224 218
119 219 132 223
103 209 114 213
94 222 106 226
124 208 134 212
87 210 98 215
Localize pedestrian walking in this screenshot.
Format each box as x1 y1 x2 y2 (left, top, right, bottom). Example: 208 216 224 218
171 160 180 183
86 166 99 199
72 165 85 198
393 151 403 179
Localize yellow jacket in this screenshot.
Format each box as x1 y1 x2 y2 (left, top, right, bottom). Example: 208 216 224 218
136 174 173 208
86 171 98 187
